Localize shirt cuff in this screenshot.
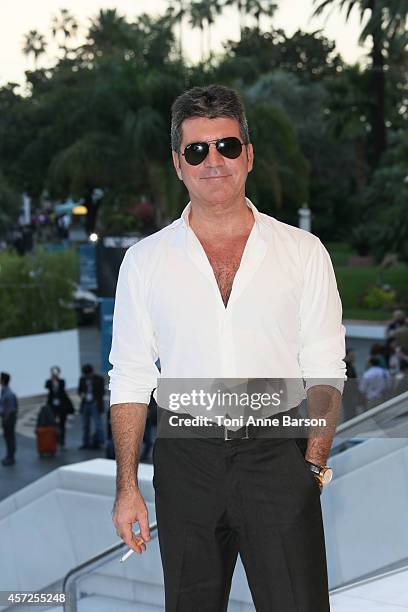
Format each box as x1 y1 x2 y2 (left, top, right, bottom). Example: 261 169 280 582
109 390 152 407
304 378 345 395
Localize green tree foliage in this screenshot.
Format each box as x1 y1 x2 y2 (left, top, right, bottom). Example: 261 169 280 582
356 132 408 262
218 27 343 84
0 4 406 261
245 102 309 221
0 173 20 235
0 249 77 338
314 0 408 165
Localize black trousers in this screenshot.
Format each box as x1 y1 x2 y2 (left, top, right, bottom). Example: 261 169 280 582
153 410 330 612
2 412 17 459
54 410 67 446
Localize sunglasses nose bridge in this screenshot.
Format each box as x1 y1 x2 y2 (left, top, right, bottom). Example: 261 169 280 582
204 141 226 166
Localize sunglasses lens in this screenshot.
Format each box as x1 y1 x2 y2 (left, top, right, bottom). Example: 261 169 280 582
184 142 209 165
216 137 243 159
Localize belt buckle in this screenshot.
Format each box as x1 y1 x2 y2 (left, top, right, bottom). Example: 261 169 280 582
224 424 249 441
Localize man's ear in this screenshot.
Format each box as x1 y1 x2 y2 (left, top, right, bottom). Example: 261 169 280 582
246 143 254 173
172 150 183 181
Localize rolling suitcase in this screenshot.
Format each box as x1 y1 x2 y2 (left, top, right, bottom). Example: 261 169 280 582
36 426 57 457
36 404 58 457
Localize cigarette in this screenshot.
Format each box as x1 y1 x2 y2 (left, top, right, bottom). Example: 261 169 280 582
120 548 134 563
120 538 145 563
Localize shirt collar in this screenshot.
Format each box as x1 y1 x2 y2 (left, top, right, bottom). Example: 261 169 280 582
180 197 265 230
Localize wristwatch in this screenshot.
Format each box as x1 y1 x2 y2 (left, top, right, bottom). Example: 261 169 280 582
305 461 333 487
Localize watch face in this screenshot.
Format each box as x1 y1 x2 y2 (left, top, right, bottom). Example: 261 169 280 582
322 468 333 485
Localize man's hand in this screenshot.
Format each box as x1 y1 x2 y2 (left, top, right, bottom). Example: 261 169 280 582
112 488 151 554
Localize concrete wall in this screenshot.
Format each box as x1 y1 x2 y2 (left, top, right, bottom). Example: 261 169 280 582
324 437 408 588
0 329 80 397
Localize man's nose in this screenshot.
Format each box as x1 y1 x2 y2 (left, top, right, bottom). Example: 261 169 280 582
204 142 225 167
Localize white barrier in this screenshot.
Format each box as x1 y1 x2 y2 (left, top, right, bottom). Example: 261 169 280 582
0 329 80 397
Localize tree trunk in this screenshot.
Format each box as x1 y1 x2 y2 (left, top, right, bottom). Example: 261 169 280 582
178 0 184 61
200 26 205 61
207 22 211 58
238 0 244 39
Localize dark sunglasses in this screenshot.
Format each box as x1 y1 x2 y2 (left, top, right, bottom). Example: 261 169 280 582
181 136 245 166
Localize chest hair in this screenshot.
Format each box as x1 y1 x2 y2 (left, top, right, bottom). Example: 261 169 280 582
199 235 250 307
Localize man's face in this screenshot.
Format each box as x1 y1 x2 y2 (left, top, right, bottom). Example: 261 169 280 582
172 116 254 205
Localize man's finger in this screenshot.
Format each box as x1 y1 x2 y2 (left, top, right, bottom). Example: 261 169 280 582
132 532 147 552
120 523 144 553
138 513 151 542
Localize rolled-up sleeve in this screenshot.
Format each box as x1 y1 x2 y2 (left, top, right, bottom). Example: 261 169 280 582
298 238 346 393
108 247 159 406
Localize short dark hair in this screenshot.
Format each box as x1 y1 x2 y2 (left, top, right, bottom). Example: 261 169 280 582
1 372 10 386
368 356 381 367
170 84 250 152
82 364 94 375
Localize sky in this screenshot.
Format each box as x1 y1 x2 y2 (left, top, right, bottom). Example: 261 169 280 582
0 0 369 87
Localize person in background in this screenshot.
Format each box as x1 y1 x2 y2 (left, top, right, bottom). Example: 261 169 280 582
78 364 105 450
395 360 408 396
342 348 358 421
386 339 402 376
369 342 388 369
0 372 18 466
392 318 408 355
45 366 73 450
345 347 357 379
358 356 391 410
386 309 406 337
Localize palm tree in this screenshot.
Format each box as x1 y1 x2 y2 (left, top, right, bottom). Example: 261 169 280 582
168 0 187 60
221 0 275 37
22 30 47 68
326 65 370 192
48 131 121 233
222 0 245 37
188 0 222 60
245 0 277 30
88 9 132 56
313 0 408 165
51 8 79 52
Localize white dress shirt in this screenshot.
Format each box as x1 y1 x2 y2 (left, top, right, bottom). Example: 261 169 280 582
108 198 346 413
358 366 391 402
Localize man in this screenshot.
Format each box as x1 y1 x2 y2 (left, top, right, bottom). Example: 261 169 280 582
342 347 358 421
110 85 346 611
392 318 408 355
386 309 406 337
358 356 391 410
78 364 105 450
0 372 18 466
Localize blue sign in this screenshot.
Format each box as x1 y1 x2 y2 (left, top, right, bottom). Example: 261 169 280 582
79 243 97 290
100 298 115 373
